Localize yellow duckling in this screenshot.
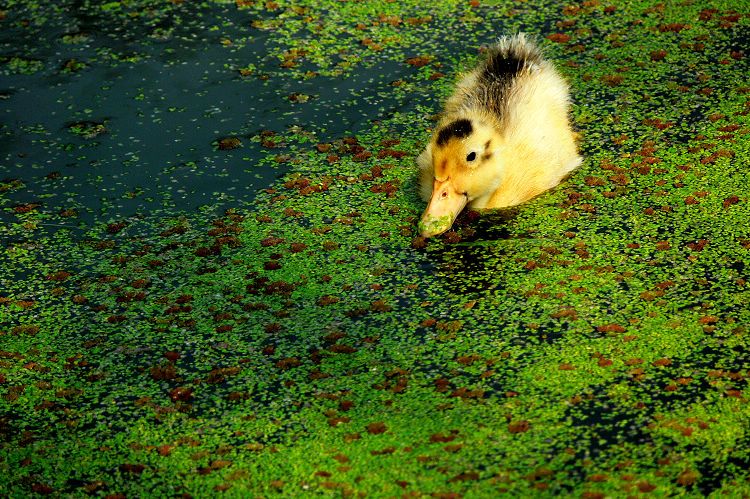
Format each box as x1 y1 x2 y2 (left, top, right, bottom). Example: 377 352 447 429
417 33 582 237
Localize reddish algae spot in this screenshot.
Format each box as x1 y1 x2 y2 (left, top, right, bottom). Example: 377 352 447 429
723 195 740 208
429 432 457 443
546 33 571 43
217 137 242 150
405 56 431 67
677 470 700 486
637 481 657 492
169 387 193 402
260 236 284 247
601 74 624 86
328 417 351 427
289 242 307 252
366 422 387 435
597 324 626 333
106 221 128 234
508 420 530 434
449 471 479 482
658 23 687 32
698 316 719 324
275 357 301 369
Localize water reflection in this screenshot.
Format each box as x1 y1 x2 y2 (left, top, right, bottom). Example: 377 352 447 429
424 208 520 295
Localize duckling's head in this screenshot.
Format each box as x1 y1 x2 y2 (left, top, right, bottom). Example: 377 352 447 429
418 118 502 238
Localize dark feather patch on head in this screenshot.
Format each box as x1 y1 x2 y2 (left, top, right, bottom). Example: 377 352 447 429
436 119 473 146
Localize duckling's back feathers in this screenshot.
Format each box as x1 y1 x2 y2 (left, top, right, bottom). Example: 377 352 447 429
480 33 543 84
441 34 553 127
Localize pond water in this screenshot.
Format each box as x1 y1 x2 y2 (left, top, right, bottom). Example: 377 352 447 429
2 5 428 226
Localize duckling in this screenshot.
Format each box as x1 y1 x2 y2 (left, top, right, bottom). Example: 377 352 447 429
417 33 582 238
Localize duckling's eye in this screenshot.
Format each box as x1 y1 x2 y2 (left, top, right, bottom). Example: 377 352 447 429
466 151 477 162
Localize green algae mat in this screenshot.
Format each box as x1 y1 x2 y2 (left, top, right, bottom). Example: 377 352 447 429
2 0 750 496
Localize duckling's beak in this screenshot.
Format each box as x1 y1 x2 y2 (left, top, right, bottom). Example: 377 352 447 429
418 179 468 238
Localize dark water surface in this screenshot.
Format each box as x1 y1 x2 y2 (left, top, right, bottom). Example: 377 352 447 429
1 3 427 227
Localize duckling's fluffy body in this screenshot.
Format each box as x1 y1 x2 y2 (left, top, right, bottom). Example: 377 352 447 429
417 34 582 237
